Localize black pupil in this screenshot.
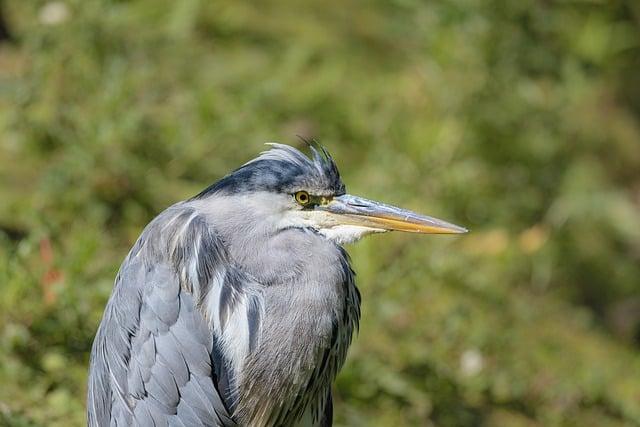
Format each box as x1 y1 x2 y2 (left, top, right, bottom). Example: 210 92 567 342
300 193 308 202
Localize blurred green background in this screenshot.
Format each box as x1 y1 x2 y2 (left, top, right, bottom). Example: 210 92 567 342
1 0 639 426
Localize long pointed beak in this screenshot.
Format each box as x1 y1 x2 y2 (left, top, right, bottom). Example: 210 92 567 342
319 194 468 234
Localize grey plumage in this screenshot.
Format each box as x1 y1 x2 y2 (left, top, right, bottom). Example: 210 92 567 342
88 207 242 426
88 142 466 427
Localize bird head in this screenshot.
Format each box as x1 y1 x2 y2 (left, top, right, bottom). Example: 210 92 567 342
194 142 467 244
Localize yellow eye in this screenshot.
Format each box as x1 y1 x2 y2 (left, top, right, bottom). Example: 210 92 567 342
295 191 311 205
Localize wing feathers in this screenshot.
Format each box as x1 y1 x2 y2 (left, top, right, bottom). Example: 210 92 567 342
88 206 257 426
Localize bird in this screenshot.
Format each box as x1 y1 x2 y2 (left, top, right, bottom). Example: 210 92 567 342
87 142 467 427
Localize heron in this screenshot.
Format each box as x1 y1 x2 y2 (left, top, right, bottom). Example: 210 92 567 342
87 142 466 427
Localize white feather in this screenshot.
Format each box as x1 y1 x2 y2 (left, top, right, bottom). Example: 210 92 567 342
318 225 386 244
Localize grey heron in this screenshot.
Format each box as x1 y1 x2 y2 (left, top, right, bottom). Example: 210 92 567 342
88 142 466 426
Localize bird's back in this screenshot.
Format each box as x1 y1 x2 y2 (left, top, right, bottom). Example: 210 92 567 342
88 205 242 426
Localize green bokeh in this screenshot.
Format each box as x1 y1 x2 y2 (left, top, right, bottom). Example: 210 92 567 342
1 1 639 426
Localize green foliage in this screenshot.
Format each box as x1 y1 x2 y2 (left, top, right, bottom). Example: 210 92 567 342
1 0 639 425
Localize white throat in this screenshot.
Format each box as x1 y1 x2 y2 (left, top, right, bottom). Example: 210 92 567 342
317 224 386 244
